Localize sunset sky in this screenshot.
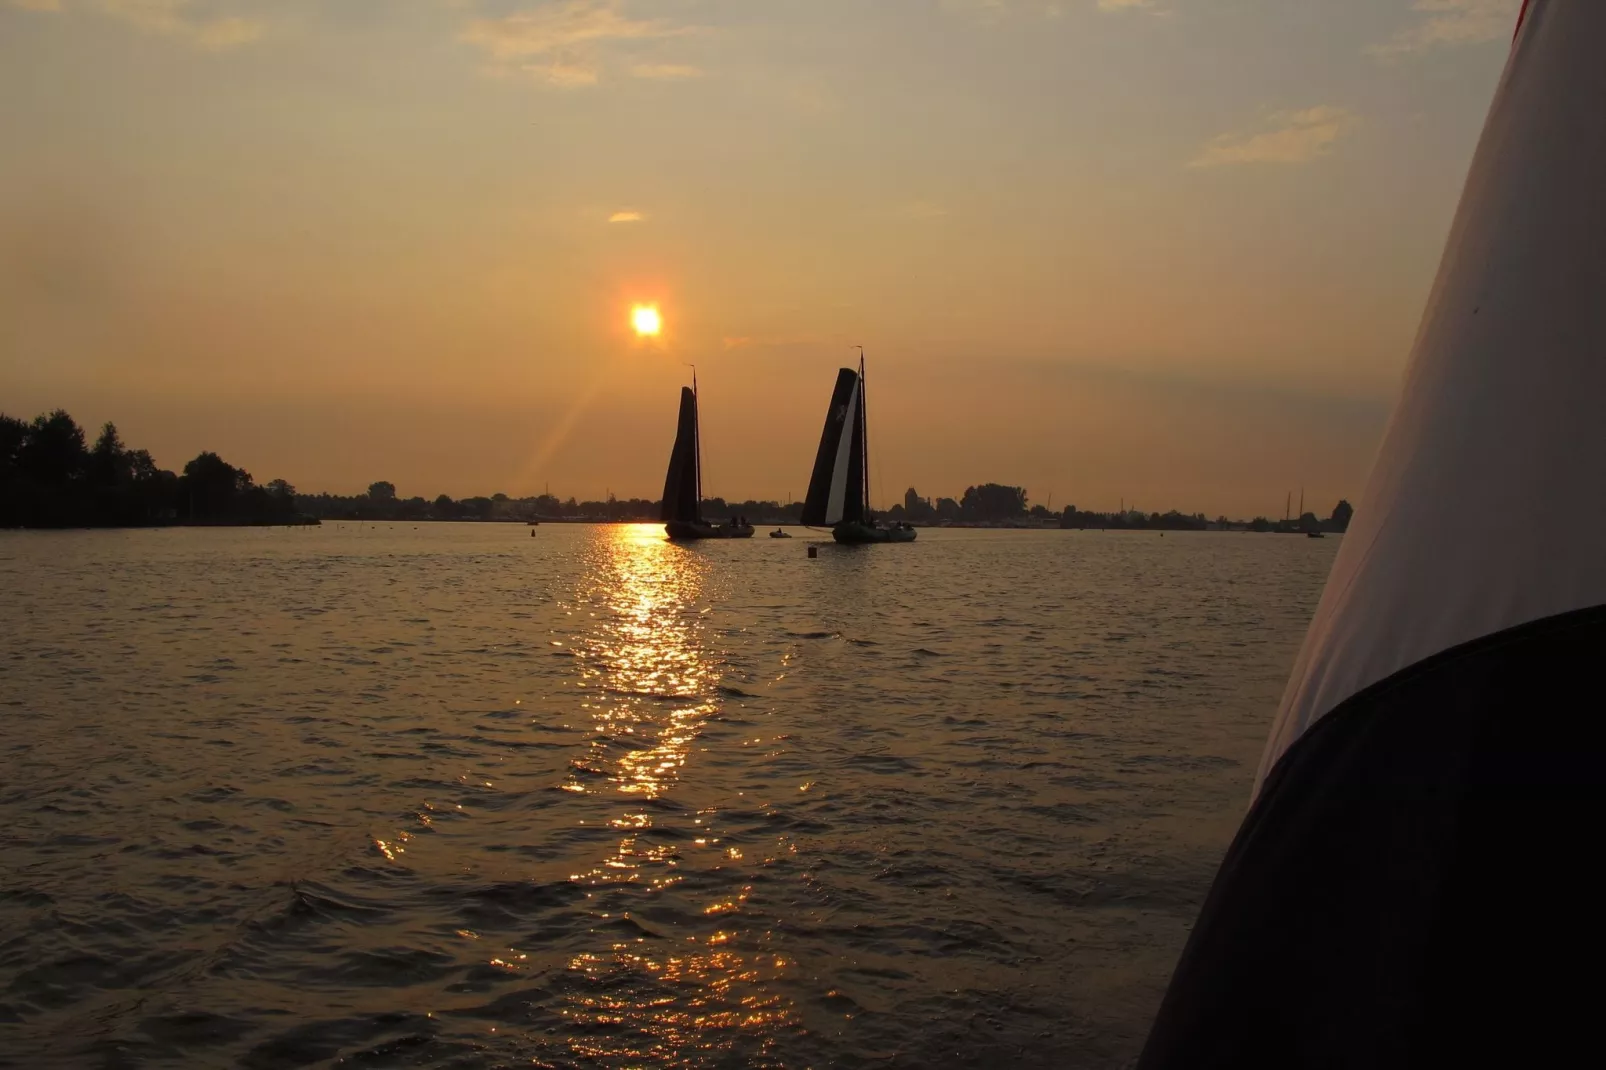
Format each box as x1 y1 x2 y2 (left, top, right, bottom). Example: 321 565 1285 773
1 0 1521 516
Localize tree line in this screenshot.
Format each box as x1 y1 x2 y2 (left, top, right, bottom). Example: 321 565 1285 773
296 484 816 524
893 484 1353 532
1 409 307 528
2 409 1353 533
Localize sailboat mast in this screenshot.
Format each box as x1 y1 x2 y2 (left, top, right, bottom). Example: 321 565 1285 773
858 348 869 517
692 368 703 514
697 371 703 514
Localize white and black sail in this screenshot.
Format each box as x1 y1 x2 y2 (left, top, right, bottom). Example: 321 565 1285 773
1141 2 1605 1065
660 386 701 524
800 368 867 526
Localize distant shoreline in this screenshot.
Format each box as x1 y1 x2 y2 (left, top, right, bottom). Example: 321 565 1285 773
5 518 1343 533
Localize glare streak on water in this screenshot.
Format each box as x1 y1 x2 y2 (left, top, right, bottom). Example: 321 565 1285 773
0 523 1335 1068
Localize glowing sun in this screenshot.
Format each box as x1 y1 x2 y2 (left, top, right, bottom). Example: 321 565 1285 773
631 304 662 337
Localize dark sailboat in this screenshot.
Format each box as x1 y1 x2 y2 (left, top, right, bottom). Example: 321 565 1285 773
660 377 753 541
800 354 915 545
1140 3 1605 1067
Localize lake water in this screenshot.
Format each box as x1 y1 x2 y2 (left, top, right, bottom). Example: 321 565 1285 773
0 523 1336 1068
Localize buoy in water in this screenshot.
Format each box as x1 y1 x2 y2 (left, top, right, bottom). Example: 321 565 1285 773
807 546 818 559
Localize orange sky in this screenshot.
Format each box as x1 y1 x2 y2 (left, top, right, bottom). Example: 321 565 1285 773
0 1 1521 516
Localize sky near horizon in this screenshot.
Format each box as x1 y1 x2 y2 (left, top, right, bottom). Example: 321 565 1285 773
1 0 1522 516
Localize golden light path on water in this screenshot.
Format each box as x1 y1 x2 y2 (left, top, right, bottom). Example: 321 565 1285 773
558 525 793 1064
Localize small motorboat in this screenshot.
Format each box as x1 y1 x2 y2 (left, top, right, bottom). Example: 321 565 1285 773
769 528 792 538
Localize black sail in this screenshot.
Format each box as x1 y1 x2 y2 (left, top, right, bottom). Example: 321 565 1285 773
800 368 863 526
660 386 700 524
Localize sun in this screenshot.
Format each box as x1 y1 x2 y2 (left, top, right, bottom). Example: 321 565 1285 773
631 304 662 337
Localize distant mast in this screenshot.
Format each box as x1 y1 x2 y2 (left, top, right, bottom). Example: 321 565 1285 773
693 367 702 508
856 347 870 517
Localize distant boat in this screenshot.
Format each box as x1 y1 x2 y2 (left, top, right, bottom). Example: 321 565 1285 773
660 374 754 541
800 352 916 545
769 529 792 539
1306 530 1325 539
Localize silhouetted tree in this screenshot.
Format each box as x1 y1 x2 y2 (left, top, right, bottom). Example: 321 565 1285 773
960 483 1027 521
19 410 87 486
182 452 253 520
88 422 131 487
368 481 397 502
0 407 308 528
128 449 160 482
0 414 26 466
1329 499 1354 532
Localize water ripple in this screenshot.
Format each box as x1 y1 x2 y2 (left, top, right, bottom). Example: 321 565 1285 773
0 522 1333 1067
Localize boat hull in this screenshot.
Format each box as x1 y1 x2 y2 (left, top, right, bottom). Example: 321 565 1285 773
665 520 755 541
831 521 917 545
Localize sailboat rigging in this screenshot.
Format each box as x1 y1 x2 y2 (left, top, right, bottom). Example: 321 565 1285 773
660 371 754 541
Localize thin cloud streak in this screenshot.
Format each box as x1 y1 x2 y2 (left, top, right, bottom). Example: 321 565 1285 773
608 210 644 223
460 1 697 87
631 62 702 79
1190 106 1359 169
7 0 262 47
1368 0 1519 58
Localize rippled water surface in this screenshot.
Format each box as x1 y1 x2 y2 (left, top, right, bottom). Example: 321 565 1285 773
0 524 1336 1068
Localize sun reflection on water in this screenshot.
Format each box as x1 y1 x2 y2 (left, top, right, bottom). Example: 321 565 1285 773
558 525 795 1063
562 524 717 806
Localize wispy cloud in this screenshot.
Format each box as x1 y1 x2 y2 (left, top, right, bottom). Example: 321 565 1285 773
940 0 1071 24
1368 0 1519 58
461 1 696 88
105 0 261 49
1096 0 1152 11
7 0 262 47
631 62 702 80
1190 106 1358 169
607 210 644 223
